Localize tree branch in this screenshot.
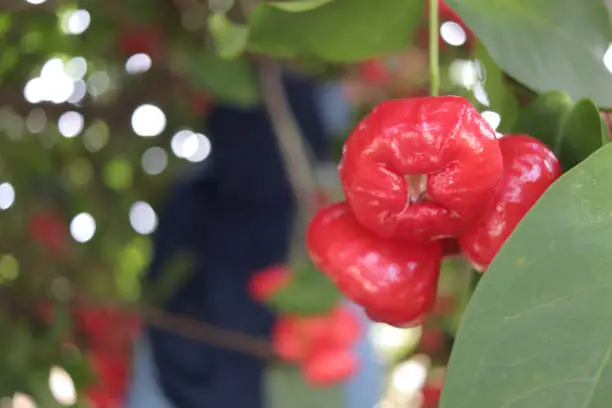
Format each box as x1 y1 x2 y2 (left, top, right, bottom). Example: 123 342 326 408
141 306 276 360
257 58 321 261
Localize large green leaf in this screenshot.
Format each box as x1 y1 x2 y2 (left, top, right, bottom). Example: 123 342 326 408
208 13 249 59
440 143 612 408
184 53 260 107
445 0 612 108
247 0 424 62
513 93 607 171
267 0 335 12
513 91 573 150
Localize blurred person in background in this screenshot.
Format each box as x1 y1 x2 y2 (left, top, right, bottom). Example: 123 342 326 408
125 68 383 408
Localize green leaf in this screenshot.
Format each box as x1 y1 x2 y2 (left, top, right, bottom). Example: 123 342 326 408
60 348 96 390
185 53 260 107
445 0 612 108
267 365 343 408
440 143 612 408
513 93 607 171
513 91 572 151
557 99 608 171
600 114 610 144
267 0 335 12
473 41 519 132
247 0 424 62
267 263 341 316
208 13 249 59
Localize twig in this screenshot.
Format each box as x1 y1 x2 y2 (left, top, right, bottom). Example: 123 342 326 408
257 58 321 261
68 296 277 360
141 306 276 360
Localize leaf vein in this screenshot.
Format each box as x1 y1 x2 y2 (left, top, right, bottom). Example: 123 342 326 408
499 378 591 408
504 283 612 321
579 335 612 408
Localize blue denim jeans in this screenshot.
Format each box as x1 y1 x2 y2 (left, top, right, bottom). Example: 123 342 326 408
342 302 385 408
126 306 383 408
125 335 174 408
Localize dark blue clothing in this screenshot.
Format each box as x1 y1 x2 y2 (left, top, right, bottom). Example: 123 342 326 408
145 72 330 408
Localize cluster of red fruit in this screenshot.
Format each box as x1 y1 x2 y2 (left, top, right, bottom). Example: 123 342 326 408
74 306 140 408
248 266 362 387
306 96 561 327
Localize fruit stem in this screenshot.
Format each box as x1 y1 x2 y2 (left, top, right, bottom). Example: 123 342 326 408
429 0 440 97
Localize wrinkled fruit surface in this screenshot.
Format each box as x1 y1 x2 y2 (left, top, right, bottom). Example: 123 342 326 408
340 96 503 242
459 134 562 271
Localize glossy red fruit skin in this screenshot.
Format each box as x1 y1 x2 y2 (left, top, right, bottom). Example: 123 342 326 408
459 134 562 271
248 264 291 302
302 346 359 387
340 96 503 242
306 202 442 327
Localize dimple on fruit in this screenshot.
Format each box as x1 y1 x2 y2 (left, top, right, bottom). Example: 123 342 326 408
339 96 503 242
459 134 562 271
